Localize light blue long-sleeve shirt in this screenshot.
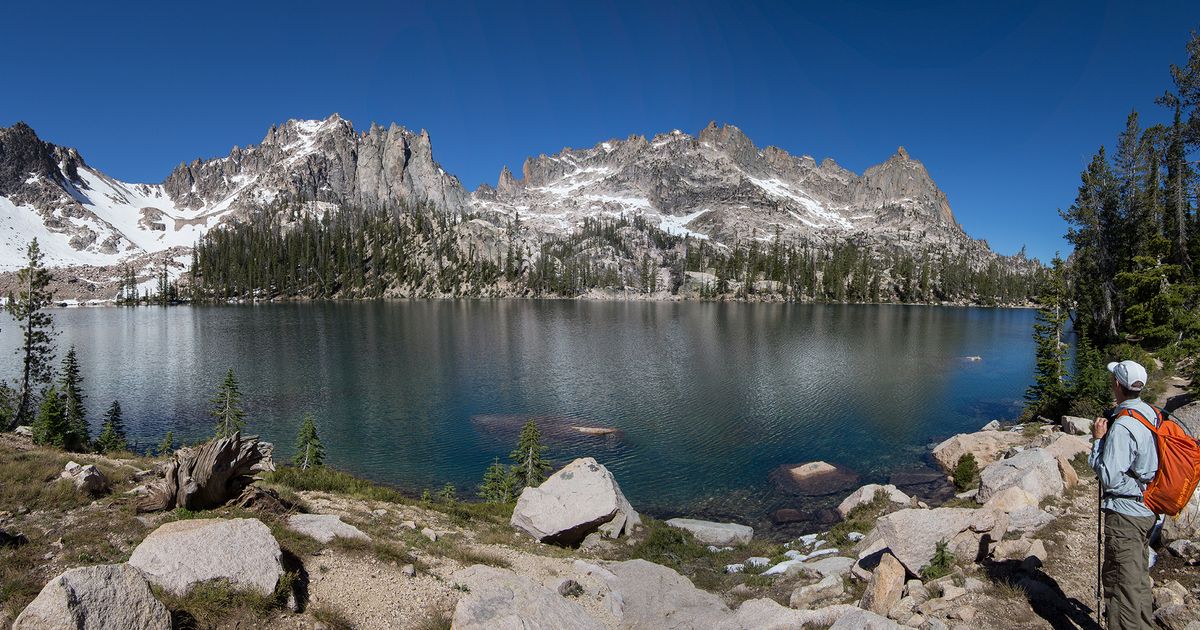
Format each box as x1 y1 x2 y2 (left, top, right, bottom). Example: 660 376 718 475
1089 397 1159 517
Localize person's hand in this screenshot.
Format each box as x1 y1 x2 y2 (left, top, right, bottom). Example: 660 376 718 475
1093 417 1108 440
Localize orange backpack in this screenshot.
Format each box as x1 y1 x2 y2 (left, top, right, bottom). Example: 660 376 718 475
1116 406 1200 516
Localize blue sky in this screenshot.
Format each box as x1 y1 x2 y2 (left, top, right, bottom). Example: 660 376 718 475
1 0 1196 260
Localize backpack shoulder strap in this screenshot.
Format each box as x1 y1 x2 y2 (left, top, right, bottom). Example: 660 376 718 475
1115 407 1159 434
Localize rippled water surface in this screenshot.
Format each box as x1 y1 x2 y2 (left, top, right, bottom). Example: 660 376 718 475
0 301 1036 532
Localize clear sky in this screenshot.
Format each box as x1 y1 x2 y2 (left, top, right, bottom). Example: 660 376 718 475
2 0 1196 260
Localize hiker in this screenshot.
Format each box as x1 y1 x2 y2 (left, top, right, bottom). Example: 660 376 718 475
1089 359 1157 630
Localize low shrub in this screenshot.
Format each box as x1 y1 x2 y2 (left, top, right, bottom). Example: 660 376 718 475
953 453 979 491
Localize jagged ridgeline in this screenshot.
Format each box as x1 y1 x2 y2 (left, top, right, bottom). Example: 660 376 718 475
0 115 1044 303
190 196 1042 303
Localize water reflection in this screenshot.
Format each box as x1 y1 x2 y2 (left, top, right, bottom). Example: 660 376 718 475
0 301 1034 535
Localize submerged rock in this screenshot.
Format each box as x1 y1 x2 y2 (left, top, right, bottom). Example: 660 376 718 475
511 458 640 545
771 461 860 496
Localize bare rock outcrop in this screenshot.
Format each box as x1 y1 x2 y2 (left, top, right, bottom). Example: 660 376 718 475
511 457 640 545
127 517 283 596
13 564 170 630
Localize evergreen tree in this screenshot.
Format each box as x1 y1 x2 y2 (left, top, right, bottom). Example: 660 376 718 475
210 369 247 438
292 413 325 470
478 458 517 503
31 385 68 448
158 430 175 455
509 420 551 490
6 239 56 428
0 382 14 431
1068 337 1112 417
96 400 128 453
1025 256 1069 418
59 346 89 451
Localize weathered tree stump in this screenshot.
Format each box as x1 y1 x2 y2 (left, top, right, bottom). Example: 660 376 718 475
136 432 274 513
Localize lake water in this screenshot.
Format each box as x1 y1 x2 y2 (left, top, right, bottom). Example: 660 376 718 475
0 301 1037 534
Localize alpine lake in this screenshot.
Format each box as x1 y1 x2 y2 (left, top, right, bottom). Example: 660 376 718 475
0 300 1038 536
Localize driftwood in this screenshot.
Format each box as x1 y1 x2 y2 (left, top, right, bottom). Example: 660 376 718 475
136 432 275 513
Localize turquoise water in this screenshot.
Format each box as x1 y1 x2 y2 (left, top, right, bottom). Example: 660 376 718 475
0 301 1036 533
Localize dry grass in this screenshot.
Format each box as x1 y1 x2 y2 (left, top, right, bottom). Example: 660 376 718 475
155 579 279 630
310 602 355 630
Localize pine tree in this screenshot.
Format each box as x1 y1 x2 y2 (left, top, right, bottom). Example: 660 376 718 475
509 420 551 490
210 369 247 438
293 413 325 470
31 386 68 448
0 382 14 431
96 400 128 453
1068 337 1112 417
478 458 517 503
158 430 175 455
6 239 56 428
59 346 89 451
1025 256 1069 418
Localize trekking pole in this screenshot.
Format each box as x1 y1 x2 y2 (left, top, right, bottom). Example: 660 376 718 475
1096 479 1104 628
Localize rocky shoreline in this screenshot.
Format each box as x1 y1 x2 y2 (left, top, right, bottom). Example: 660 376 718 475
2 401 1199 629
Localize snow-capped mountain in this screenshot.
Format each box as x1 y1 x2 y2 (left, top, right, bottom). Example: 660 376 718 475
0 115 464 271
471 121 976 258
0 115 1003 278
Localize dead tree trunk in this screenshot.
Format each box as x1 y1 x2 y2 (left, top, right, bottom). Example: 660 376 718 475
137 432 275 513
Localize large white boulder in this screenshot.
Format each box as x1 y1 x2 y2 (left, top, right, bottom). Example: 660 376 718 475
14 564 170 630
511 458 640 545
977 448 1064 505
664 518 753 546
1060 416 1092 435
837 484 910 518
856 508 988 576
1043 433 1091 461
931 431 1026 473
286 513 370 544
451 565 602 630
128 518 283 596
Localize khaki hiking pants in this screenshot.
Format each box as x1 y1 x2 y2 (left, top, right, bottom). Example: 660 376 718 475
1102 510 1156 630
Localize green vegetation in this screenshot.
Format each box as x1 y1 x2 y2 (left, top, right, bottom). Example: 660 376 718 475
953 453 979 491
1034 31 1200 411
191 199 1043 304
266 464 410 504
1025 256 1069 419
292 412 325 470
210 369 247 438
158 430 175 455
478 457 517 504
5 238 56 428
510 420 551 491
58 346 89 451
920 540 954 580
828 488 894 547
95 400 128 453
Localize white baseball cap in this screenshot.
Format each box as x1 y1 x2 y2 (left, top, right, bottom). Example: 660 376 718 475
1107 360 1148 392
